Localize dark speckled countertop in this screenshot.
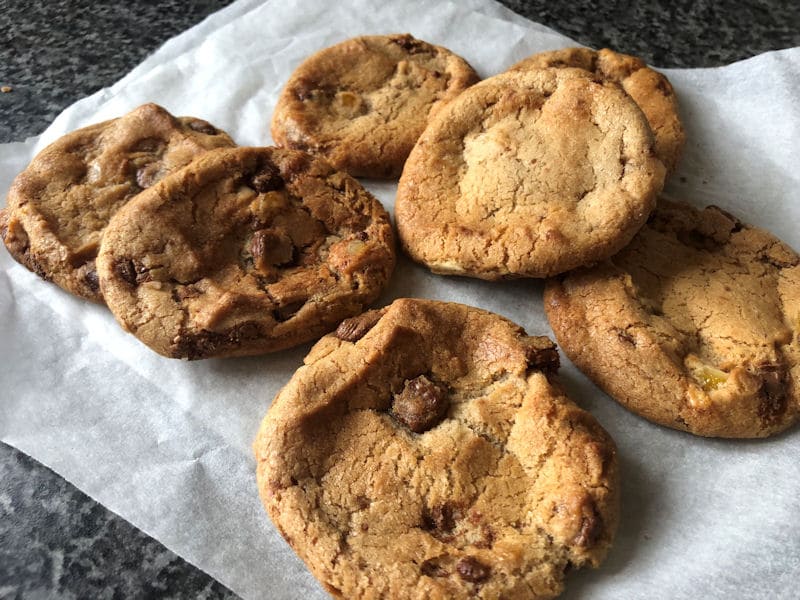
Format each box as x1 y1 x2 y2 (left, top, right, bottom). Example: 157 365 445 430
1 1 798 598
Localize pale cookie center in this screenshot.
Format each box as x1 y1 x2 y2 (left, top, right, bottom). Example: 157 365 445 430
315 58 448 137
626 240 791 369
456 89 627 235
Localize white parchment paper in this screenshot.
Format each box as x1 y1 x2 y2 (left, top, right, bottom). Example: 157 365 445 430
1 1 799 598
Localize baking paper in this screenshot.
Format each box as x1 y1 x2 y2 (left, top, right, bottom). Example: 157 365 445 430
1 0 798 598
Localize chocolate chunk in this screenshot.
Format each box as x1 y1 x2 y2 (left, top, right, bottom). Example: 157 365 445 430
173 322 262 360
113 258 150 286
760 254 800 269
273 299 306 322
757 365 788 425
616 329 636 346
391 34 427 54
294 79 315 101
758 246 800 269
249 163 284 193
421 556 450 578
114 258 138 286
655 77 673 97
251 229 295 271
1 217 37 277
186 119 218 136
335 311 382 342
573 515 602 548
522 336 560 373
391 375 449 433
234 321 262 340
293 78 330 102
572 501 602 548
29 255 50 281
136 162 163 189
83 267 100 294
422 502 459 535
456 556 490 583
174 329 228 360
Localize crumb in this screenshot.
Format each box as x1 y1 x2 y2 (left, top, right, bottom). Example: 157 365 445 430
1 86 12 93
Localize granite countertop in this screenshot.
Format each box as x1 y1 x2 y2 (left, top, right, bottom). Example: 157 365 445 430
1 1 798 598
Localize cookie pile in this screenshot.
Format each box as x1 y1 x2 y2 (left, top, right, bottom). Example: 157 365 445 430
256 34 799 599
3 31 799 600
1 105 396 359
96 146 395 359
1 103 237 302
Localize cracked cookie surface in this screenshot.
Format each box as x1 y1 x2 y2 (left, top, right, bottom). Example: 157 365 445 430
96 146 395 359
271 34 479 179
0 103 235 302
395 68 665 280
255 298 619 599
545 199 800 438
510 47 686 174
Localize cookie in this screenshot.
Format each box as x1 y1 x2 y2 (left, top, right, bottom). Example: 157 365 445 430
0 103 235 302
255 298 619 599
509 47 685 173
271 33 479 179
545 199 800 438
395 68 666 280
96 146 395 359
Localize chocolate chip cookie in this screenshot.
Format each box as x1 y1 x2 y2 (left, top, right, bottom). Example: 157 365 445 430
509 47 686 173
545 199 800 438
396 68 666 280
255 299 619 599
271 34 479 179
96 146 395 359
0 103 235 302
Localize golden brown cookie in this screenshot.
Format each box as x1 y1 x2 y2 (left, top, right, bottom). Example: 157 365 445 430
96 146 395 359
0 103 235 302
545 199 800 438
271 33 479 179
509 47 685 173
255 298 619 599
396 68 666 280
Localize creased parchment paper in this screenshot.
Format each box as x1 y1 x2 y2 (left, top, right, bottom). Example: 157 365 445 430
1 1 798 598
